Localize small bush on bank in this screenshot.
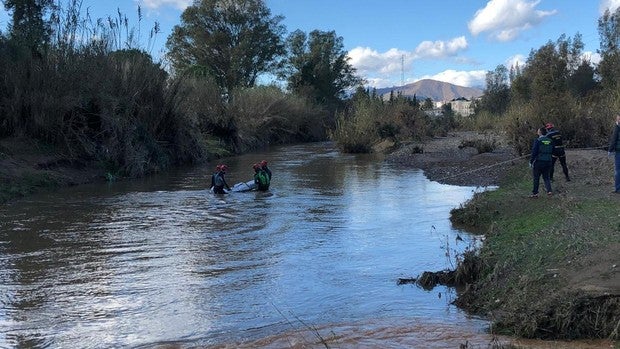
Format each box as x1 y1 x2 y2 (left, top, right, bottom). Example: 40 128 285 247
332 94 434 153
457 110 498 132
331 96 381 153
230 85 328 152
458 136 498 154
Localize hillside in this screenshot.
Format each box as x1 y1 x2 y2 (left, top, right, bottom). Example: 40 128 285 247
376 79 483 101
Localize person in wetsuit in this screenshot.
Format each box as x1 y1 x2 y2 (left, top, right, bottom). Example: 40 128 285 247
253 163 270 191
210 165 220 191
260 160 272 181
609 114 620 194
212 164 231 194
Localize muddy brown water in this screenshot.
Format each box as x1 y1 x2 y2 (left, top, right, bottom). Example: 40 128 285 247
0 142 613 348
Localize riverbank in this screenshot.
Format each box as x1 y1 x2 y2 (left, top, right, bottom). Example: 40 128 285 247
388 131 620 342
0 137 105 204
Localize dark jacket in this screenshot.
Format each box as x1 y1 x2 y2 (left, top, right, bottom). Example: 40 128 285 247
609 124 620 152
212 171 230 193
262 165 272 180
530 135 553 164
546 128 566 156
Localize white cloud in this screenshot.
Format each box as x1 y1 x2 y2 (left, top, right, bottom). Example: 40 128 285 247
582 51 602 65
138 0 191 10
348 47 412 76
349 37 472 88
505 54 526 69
419 70 487 88
468 0 557 42
413 36 468 59
365 77 396 88
600 0 620 14
348 36 468 76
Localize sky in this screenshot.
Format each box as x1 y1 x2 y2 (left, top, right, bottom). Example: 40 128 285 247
1 0 620 89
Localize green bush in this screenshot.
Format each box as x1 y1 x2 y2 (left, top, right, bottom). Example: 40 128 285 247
459 136 498 154
332 95 434 153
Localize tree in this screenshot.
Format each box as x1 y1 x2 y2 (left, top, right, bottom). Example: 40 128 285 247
166 0 286 95
597 7 620 90
568 60 598 98
281 29 362 111
421 97 433 110
441 102 454 118
510 73 530 103
478 64 510 115
517 36 583 121
3 0 54 54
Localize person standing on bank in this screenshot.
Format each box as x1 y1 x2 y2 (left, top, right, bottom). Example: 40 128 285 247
529 127 554 198
608 114 620 194
545 122 571 181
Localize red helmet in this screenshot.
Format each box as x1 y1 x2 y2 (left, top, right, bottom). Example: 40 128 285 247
545 122 554 129
260 160 268 166
220 164 228 172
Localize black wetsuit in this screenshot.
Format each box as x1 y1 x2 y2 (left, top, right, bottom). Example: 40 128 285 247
262 165 272 181
212 171 230 194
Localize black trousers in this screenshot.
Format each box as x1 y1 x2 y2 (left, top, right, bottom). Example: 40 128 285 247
550 155 570 181
532 161 552 194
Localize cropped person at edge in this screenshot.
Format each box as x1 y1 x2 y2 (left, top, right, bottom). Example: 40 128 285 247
608 114 620 194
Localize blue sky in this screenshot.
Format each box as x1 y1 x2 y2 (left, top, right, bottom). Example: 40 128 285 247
1 0 619 88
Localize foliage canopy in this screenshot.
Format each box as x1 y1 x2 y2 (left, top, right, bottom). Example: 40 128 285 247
281 29 362 113
166 0 286 94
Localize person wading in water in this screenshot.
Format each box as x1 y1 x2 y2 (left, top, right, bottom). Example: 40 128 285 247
253 163 270 191
212 164 231 194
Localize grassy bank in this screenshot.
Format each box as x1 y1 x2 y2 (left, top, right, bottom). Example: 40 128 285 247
450 150 620 340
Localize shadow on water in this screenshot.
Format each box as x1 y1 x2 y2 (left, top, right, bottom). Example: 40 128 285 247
0 142 613 348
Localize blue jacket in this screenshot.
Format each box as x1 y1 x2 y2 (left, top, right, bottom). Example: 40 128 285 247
530 135 553 164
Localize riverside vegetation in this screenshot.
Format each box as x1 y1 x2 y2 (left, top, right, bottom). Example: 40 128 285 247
1 0 620 344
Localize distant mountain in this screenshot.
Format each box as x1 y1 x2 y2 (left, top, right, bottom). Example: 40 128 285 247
375 79 483 101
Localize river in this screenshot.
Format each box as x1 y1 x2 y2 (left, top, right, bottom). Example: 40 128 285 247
0 142 609 348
